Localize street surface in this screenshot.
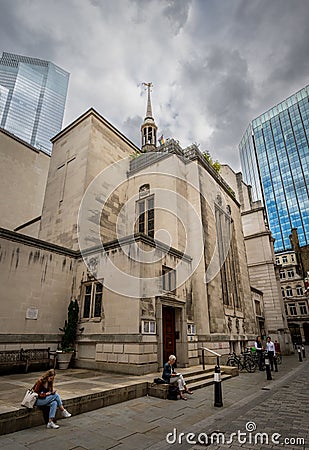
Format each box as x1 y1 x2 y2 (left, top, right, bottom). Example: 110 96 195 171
0 354 308 450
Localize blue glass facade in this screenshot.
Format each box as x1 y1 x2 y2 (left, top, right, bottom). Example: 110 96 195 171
0 52 69 153
239 85 309 252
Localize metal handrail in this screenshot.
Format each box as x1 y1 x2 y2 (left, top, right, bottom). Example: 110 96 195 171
199 346 221 370
199 346 221 357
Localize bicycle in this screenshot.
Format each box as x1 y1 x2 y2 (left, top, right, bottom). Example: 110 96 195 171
251 350 266 370
226 352 257 372
275 352 282 365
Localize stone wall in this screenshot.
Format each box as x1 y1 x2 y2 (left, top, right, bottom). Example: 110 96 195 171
0 229 77 350
0 129 50 233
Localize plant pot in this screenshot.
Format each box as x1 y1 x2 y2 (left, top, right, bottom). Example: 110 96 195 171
56 351 73 370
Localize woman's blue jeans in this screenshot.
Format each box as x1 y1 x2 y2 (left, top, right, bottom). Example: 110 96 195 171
36 393 62 419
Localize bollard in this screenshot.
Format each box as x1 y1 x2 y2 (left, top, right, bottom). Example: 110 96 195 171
301 345 306 358
264 351 272 380
298 347 303 362
214 356 223 407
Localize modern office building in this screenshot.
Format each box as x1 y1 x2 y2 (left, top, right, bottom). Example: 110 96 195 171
239 85 309 252
0 52 69 153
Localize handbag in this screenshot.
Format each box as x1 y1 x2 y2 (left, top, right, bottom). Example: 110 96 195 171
153 377 166 384
21 389 38 409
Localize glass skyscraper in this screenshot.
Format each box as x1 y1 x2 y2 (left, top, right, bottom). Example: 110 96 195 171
239 85 309 252
0 52 69 153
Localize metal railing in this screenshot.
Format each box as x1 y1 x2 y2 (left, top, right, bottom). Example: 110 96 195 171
199 347 223 407
199 346 221 370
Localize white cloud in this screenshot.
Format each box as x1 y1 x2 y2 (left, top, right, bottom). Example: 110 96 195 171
0 0 308 171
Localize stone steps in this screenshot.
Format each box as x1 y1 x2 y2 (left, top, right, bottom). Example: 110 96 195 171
148 367 235 399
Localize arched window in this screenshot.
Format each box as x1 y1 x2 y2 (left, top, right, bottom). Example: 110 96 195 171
296 285 303 296
286 286 293 297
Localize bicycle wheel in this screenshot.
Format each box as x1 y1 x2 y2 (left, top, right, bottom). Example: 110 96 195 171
245 358 257 373
226 357 237 367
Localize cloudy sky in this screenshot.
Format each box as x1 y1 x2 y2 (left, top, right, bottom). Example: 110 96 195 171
0 0 308 170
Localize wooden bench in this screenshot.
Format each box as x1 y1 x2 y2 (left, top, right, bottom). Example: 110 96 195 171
0 349 27 372
0 348 56 373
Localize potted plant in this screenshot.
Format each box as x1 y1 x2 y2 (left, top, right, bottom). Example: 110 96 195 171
57 299 79 370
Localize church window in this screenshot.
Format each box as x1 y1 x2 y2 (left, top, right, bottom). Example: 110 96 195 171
162 266 176 294
142 320 156 334
137 189 154 238
215 204 241 309
82 281 103 319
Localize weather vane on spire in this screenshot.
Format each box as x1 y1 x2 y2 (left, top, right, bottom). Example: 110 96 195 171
142 82 153 92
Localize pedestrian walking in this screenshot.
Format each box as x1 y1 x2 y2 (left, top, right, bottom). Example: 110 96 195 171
266 336 278 372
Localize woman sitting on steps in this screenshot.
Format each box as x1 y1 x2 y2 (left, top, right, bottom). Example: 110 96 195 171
33 368 71 429
162 354 193 400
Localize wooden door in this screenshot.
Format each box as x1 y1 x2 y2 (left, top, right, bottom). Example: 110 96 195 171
163 306 176 364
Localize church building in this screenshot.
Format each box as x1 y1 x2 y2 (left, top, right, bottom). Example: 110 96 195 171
0 85 261 374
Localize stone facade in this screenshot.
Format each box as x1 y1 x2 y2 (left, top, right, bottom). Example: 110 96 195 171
0 128 50 235
0 108 259 374
221 165 292 354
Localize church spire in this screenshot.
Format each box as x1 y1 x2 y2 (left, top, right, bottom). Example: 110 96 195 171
141 82 157 152
145 82 153 118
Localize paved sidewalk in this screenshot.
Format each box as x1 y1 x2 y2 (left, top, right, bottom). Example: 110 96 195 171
0 353 307 450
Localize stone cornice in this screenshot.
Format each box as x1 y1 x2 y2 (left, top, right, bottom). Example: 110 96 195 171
244 230 272 240
0 228 79 258
0 228 192 263
82 233 192 262
241 206 264 216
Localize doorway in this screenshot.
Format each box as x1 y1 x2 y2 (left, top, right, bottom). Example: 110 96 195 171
303 323 309 344
162 306 176 364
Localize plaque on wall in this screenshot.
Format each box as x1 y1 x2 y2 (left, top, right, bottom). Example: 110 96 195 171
26 308 38 320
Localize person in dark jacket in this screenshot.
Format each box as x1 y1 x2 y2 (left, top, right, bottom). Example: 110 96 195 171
162 355 193 400
34 368 71 429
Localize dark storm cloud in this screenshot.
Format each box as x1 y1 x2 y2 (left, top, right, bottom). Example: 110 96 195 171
0 0 308 171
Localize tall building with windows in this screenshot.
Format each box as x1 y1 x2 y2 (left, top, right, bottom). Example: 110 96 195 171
0 52 69 153
239 85 309 252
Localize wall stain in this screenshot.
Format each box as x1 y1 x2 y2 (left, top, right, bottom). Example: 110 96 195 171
15 248 19 269
41 260 48 284
33 251 40 263
28 251 33 265
10 250 15 269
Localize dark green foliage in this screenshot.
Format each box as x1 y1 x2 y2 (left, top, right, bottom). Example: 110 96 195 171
59 299 79 352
